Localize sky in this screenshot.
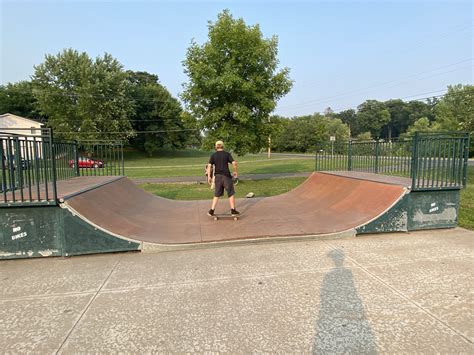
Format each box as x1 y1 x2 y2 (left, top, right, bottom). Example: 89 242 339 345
1 0 472 117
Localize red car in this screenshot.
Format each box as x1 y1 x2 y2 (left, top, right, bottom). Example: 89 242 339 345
69 157 105 169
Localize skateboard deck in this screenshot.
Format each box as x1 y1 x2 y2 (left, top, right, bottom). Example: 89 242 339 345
210 214 240 221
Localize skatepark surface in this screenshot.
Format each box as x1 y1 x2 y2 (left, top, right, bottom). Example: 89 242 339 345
1 228 472 353
62 172 408 244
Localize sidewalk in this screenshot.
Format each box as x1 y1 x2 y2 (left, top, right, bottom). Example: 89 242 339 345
2 228 472 353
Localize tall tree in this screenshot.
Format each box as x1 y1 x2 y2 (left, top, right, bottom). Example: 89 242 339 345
400 117 440 139
127 71 186 156
335 109 357 137
182 10 293 155
32 49 134 141
435 84 474 156
0 81 39 118
355 100 390 138
180 111 202 148
435 84 473 132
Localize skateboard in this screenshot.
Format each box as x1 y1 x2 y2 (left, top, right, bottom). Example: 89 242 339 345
210 214 240 221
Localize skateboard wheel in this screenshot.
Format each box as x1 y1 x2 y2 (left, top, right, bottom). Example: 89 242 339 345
214 217 218 221
233 217 238 221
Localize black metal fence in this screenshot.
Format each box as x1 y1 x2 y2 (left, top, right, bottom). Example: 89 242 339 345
315 132 470 191
411 132 470 190
76 141 124 177
0 128 57 205
0 128 124 206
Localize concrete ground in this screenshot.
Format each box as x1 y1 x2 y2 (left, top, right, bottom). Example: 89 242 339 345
1 228 473 353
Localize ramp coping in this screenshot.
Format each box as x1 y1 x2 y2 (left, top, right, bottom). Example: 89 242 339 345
59 176 126 202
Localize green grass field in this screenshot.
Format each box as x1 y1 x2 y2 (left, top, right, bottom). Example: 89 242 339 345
459 166 474 230
124 149 315 178
140 177 307 200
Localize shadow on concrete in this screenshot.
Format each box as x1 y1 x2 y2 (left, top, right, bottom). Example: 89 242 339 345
313 249 378 354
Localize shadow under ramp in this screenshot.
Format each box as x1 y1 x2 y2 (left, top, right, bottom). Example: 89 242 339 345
313 249 377 354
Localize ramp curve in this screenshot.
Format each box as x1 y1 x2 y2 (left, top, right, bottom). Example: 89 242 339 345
63 172 407 244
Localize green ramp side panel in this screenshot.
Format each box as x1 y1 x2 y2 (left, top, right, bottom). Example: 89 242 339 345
60 208 140 256
0 206 140 260
407 190 460 231
0 207 63 259
356 195 409 234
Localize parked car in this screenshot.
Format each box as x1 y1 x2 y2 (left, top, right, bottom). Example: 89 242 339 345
69 157 105 169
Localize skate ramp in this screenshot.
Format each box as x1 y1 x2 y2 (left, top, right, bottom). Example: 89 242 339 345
63 172 407 244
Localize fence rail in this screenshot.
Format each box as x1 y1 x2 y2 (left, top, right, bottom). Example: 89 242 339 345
76 141 125 177
315 132 470 191
0 128 124 206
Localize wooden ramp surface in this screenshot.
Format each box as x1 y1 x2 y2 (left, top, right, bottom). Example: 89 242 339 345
63 172 407 244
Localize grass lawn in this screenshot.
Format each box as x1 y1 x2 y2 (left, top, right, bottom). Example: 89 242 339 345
128 148 473 230
124 148 315 178
459 166 474 230
139 177 307 200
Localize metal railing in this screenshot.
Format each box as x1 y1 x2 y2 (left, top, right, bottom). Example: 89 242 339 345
76 141 125 177
0 128 57 205
411 132 470 190
315 132 470 190
0 128 124 206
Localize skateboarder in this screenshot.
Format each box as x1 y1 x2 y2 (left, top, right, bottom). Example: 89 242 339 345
207 140 240 217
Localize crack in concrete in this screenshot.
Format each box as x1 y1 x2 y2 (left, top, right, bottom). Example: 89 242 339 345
55 255 123 354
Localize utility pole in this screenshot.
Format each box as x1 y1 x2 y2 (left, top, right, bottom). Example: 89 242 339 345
267 116 271 159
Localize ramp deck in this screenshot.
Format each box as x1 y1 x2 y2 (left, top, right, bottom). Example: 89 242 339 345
63 172 408 244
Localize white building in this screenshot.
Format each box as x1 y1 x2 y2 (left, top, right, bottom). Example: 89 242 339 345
0 113 45 158
0 113 43 136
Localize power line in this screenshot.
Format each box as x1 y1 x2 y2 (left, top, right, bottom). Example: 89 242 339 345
277 59 473 111
4 86 178 104
58 128 200 134
39 117 187 123
331 88 472 113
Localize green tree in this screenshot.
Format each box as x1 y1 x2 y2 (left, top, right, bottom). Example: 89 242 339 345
400 117 441 139
272 114 349 153
382 99 410 139
435 84 474 156
335 109 357 137
0 81 39 118
182 10 293 155
180 111 202 148
127 71 186 156
435 84 473 132
32 49 134 141
355 131 373 141
355 100 390 138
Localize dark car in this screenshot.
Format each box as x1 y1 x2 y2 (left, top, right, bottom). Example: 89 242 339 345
69 157 105 169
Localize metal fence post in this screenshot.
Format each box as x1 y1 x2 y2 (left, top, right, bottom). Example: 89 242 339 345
49 129 58 203
348 140 352 171
374 140 380 174
314 148 317 171
410 132 419 189
462 134 470 188
73 141 80 177
121 142 125 175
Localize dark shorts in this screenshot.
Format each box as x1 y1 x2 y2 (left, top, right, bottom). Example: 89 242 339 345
214 174 235 197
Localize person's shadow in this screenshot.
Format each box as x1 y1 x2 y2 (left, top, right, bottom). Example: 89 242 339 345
313 249 377 354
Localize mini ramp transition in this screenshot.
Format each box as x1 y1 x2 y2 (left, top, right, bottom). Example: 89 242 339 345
0 172 460 259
